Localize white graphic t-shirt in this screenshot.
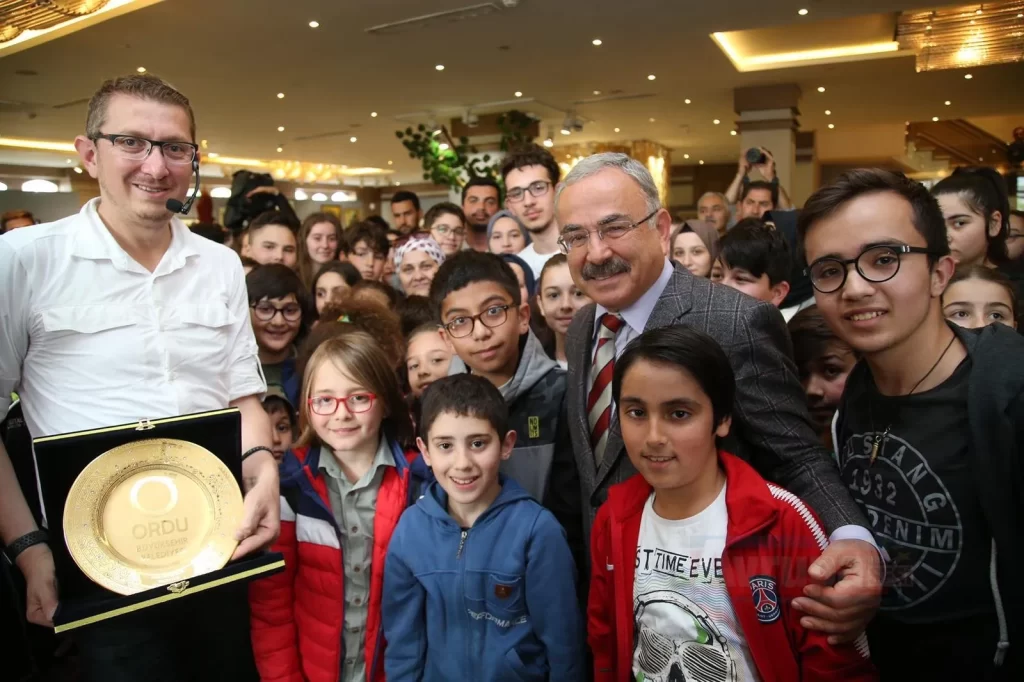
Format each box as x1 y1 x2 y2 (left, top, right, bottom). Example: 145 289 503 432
632 485 760 682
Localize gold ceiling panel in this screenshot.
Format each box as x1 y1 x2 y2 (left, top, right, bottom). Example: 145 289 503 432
897 1 1024 72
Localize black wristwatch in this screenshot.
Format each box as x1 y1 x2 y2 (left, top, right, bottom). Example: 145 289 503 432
4 529 48 563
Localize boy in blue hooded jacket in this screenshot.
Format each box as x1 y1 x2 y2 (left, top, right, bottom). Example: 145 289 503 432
382 373 584 681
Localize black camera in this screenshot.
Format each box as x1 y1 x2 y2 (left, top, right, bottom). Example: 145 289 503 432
745 147 767 165
223 170 277 231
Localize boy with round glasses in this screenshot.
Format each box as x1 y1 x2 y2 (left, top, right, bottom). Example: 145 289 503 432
798 168 1024 679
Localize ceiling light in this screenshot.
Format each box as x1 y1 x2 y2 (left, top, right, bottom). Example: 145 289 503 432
543 137 554 148
294 189 308 201
0 182 7 191
730 130 737 136
649 117 656 123
208 152 219 158
209 187 232 199
371 112 378 117
276 146 283 153
136 66 146 73
684 98 691 104
311 192 328 202
277 92 285 99
945 100 951 106
22 179 59 193
683 153 690 159
561 127 571 135
435 64 445 71
277 126 285 132
515 91 523 97
331 191 353 202
395 182 401 186
699 160 705 165
387 160 393 165
592 38 602 46
65 158 72 164
828 123 835 129
309 20 319 28
965 73 973 79
593 90 601 95
798 9 808 16
817 86 826 93
350 136 358 143
438 142 449 151
825 109 832 115
73 167 83 174
0 137 76 152
614 127 621 133
976 8 983 14
932 116 940 122
713 119 721 125
647 74 656 80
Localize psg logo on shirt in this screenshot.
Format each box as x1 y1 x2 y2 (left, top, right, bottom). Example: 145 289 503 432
749 576 780 624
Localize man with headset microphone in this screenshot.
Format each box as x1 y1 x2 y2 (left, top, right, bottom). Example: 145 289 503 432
0 74 278 681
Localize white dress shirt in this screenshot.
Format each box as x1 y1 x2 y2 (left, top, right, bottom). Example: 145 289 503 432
0 198 266 440
589 258 878 551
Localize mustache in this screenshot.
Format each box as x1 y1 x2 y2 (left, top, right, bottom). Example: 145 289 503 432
581 257 631 281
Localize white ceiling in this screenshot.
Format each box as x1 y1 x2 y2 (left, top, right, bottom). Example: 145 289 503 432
1 0 1023 183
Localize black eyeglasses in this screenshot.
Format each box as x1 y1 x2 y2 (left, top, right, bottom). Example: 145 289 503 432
90 133 198 165
505 180 552 203
558 209 659 253
806 244 936 294
250 301 303 322
443 304 511 338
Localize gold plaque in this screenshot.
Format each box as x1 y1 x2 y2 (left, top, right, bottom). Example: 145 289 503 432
63 438 244 596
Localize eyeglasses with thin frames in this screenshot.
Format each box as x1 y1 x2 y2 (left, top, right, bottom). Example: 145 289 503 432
505 180 552 203
558 209 659 253
805 244 937 294
443 304 511 338
90 133 198 165
307 393 377 416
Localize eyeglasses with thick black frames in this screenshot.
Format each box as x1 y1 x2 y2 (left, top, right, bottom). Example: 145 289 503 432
805 244 937 294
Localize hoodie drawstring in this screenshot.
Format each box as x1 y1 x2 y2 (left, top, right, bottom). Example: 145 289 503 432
990 539 1009 667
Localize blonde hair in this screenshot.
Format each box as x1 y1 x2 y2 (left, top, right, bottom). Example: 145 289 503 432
86 74 196 141
296 330 413 449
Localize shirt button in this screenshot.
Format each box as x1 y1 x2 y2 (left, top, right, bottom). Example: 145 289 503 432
345 658 354 665
353 597 362 606
353 565 361 573
350 525 359 534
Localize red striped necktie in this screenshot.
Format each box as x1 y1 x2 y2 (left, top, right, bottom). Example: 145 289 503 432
588 312 623 465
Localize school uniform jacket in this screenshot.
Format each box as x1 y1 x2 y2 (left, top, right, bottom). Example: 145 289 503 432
588 451 877 682
249 442 425 682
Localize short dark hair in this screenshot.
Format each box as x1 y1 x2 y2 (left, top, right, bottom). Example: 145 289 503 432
343 221 389 257
87 74 195 141
462 176 502 204
246 263 313 337
312 261 362 295
391 190 421 211
397 295 438 337
418 374 509 440
740 180 778 207
190 222 227 243
932 166 1010 266
430 250 522 313
718 218 792 285
423 202 467 231
500 143 560 186
249 210 299 236
364 214 391 232
797 169 950 265
787 305 857 372
613 326 735 429
349 279 401 308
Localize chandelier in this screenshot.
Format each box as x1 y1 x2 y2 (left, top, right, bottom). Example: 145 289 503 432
897 1 1024 72
0 1 110 42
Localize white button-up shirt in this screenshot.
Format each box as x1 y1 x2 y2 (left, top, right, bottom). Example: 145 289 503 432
0 198 266 440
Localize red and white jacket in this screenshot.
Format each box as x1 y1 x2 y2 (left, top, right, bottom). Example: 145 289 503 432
249 442 425 682
588 451 877 682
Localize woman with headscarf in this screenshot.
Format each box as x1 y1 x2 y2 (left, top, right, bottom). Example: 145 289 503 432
394 236 445 297
670 219 720 278
488 210 531 255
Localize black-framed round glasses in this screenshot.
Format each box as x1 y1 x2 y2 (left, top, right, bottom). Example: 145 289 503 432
90 133 198 165
251 301 303 322
443 305 510 338
806 245 936 294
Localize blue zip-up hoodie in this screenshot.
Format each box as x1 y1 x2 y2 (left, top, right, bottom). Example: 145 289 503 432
382 476 585 681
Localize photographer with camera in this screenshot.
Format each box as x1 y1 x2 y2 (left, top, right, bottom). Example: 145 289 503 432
224 170 299 235
725 147 793 221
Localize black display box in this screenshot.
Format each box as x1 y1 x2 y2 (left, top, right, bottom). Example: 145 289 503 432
33 408 285 633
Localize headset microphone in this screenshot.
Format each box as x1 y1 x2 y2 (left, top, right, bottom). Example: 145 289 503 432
165 156 201 215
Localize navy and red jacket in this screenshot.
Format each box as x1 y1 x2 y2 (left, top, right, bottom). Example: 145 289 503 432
588 450 877 682
249 441 428 682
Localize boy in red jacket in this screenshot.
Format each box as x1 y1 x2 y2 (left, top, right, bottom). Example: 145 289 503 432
588 325 877 682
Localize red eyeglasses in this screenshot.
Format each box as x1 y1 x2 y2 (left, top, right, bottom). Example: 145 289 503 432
307 393 377 416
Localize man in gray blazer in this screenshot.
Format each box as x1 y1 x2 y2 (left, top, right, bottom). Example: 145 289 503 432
558 152 881 643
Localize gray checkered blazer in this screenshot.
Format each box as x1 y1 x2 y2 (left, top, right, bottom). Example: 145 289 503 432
565 263 867 541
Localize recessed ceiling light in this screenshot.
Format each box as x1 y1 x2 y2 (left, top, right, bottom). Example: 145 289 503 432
388 160 393 165
965 73 973 79
1018 13 1024 19
592 38 602 46
309 20 319 28
828 123 835 129
277 126 285 132
350 136 358 143
926 24 932 30
136 66 146 73
730 130 737 136
276 146 283 153
798 8 808 16
371 112 378 117
699 160 705 165
976 8 983 14
73 166 83 174
945 100 951 106
649 117 656 123
825 109 832 115
277 92 285 99
435 64 445 71
593 90 601 95
515 91 523 97
543 138 554 148
713 119 721 125
684 98 691 104
614 127 621 133
932 116 940 122
817 86 826 93
395 181 401 186
560 128 571 135
647 74 656 81
683 153 690 159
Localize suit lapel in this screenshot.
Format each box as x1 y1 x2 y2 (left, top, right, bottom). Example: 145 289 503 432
566 305 597 485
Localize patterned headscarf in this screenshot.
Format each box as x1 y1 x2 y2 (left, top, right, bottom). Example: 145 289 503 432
394 236 446 268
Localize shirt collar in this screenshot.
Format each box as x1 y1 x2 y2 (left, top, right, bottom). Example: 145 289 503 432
71 197 200 273
319 435 395 485
594 258 673 335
